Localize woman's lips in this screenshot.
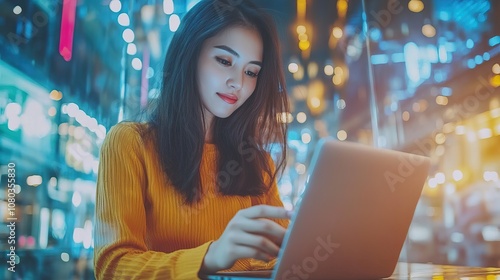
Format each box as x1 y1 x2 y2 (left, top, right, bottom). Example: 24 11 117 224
217 92 238 104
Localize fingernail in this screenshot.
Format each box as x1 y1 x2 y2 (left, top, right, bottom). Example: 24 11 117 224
286 210 294 218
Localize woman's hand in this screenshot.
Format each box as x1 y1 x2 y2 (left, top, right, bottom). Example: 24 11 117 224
200 205 292 273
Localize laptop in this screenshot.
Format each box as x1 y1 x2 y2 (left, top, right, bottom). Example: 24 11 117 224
205 138 431 280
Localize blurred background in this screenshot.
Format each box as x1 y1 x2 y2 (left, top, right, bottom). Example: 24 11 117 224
0 0 499 279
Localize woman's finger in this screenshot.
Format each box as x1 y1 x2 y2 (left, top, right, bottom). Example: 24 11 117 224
235 218 287 245
239 205 290 220
231 231 281 257
229 241 276 262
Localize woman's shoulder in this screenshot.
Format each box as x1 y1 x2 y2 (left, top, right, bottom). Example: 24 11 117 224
103 121 152 148
108 121 149 136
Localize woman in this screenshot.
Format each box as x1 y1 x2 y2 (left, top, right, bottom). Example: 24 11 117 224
94 0 291 278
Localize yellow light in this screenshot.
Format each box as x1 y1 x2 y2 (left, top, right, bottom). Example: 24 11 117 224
324 65 334 76
297 0 306 20
48 107 57 117
298 33 308 41
50 90 63 101
420 100 428 112
332 75 342 85
310 97 321 108
442 123 455 134
436 95 448 105
293 65 304 80
486 275 497 280
408 0 424 13
492 63 500 75
491 108 500 118
435 145 445 157
422 24 436 38
308 62 318 79
278 112 293 123
467 131 476 142
452 170 463 181
332 27 343 39
299 40 310 51
337 130 347 141
412 102 420 112
337 0 348 18
435 133 446 144
288 63 299 73
296 112 307 123
301 132 311 144
296 25 306 34
334 66 343 76
27 175 43 187
402 111 410 121
295 163 306 175
455 125 465 135
478 128 492 139
307 80 325 115
495 124 500 135
490 75 500 88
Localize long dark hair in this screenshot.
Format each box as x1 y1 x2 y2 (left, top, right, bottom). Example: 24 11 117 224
147 0 288 204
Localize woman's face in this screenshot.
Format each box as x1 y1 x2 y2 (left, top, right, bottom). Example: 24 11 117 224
197 26 263 123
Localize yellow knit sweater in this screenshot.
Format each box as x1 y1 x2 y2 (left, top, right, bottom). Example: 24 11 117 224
94 122 288 279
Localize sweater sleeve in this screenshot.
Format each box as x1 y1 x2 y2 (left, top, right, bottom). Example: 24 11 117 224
93 123 211 280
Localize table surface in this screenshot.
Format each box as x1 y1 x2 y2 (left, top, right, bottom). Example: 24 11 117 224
388 262 500 279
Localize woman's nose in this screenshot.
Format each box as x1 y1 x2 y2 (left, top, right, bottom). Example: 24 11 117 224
227 73 243 91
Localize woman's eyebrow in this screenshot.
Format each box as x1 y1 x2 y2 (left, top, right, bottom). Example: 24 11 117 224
214 45 262 66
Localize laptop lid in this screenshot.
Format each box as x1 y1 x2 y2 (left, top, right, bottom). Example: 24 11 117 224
272 138 431 279
206 139 430 280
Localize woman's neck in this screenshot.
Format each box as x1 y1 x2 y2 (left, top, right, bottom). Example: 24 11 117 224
203 111 215 144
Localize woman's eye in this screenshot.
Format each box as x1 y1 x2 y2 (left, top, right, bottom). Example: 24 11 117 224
216 57 231 66
245 70 259 78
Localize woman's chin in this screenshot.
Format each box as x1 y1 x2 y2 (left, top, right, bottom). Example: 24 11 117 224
213 110 236 119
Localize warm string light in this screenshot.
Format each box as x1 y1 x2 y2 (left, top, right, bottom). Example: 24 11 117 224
297 0 306 20
296 24 311 56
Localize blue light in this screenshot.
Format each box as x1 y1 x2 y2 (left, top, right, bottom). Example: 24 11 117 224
445 42 456 52
467 59 476 69
474 55 483 65
371 54 389 65
439 45 448 63
439 11 450 21
483 52 490 61
390 101 398 112
404 42 420 83
369 28 382 41
187 0 202 11
489 36 500 47
466 39 474 49
288 130 300 141
434 71 446 83
427 46 438 63
421 60 431 80
441 87 452 97
391 53 405 63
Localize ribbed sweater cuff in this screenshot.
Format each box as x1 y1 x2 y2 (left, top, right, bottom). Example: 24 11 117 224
177 241 214 279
